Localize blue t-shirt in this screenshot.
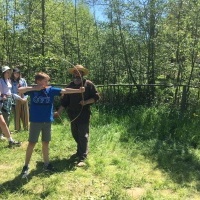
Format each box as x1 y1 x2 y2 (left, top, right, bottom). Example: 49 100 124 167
26 86 61 122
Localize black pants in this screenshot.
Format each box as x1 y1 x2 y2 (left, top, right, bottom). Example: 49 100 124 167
71 121 89 160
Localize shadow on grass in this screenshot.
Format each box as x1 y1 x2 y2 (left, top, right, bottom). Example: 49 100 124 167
101 105 200 189
145 140 200 185
120 132 200 189
0 157 78 195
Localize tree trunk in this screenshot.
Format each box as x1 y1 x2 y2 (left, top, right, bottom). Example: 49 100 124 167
41 0 45 57
147 0 156 105
74 0 81 63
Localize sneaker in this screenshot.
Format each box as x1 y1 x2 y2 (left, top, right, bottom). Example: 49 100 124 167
21 165 29 178
8 140 21 147
43 163 56 173
77 159 86 167
0 135 6 140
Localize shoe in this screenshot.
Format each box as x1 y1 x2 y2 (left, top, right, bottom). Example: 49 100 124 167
8 140 21 147
43 163 56 173
21 165 29 178
77 160 86 167
0 135 6 140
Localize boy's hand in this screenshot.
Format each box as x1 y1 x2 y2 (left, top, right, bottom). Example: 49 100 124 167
79 87 85 93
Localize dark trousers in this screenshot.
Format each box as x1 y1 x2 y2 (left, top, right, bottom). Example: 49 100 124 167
71 121 89 160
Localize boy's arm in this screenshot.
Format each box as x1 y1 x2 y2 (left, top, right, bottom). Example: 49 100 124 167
60 87 85 94
18 85 44 94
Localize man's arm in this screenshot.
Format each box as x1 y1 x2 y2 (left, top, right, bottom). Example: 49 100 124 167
54 106 64 118
79 98 95 106
79 81 100 106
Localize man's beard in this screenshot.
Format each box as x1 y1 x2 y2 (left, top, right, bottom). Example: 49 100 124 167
73 77 82 85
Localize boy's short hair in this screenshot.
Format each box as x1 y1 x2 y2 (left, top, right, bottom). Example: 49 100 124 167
35 72 50 83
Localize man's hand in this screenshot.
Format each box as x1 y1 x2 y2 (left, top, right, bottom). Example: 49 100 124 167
79 100 86 106
54 106 64 118
54 111 60 118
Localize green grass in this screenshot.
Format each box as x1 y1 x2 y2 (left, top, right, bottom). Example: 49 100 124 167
0 105 200 199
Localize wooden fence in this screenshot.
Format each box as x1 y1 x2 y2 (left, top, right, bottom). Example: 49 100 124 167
51 83 200 109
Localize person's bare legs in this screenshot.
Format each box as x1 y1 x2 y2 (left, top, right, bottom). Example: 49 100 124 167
25 142 36 166
0 115 11 138
21 142 36 177
0 114 15 143
42 141 55 172
0 114 21 147
42 141 49 165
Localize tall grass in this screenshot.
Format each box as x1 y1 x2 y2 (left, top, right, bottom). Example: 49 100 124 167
0 105 200 199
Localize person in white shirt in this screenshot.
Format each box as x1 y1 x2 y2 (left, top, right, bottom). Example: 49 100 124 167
0 66 21 147
0 66 25 139
11 68 29 131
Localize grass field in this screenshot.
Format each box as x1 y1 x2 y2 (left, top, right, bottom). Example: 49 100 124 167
0 105 200 199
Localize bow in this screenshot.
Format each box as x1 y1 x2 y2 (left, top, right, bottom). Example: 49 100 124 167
69 65 84 123
56 60 84 125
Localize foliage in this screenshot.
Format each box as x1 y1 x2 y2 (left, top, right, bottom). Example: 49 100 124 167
1 0 200 108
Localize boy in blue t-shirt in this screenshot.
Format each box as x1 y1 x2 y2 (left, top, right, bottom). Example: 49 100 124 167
19 72 85 178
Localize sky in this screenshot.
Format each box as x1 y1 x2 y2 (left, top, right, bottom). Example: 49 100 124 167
89 3 107 21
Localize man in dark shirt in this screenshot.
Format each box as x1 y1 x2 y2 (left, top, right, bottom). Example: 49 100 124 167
55 65 100 167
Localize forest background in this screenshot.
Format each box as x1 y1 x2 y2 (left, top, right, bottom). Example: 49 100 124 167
1 0 200 124
0 0 199 139
1 0 200 109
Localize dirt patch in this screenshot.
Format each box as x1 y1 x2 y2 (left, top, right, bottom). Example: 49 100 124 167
0 164 12 170
126 187 146 199
20 141 28 149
